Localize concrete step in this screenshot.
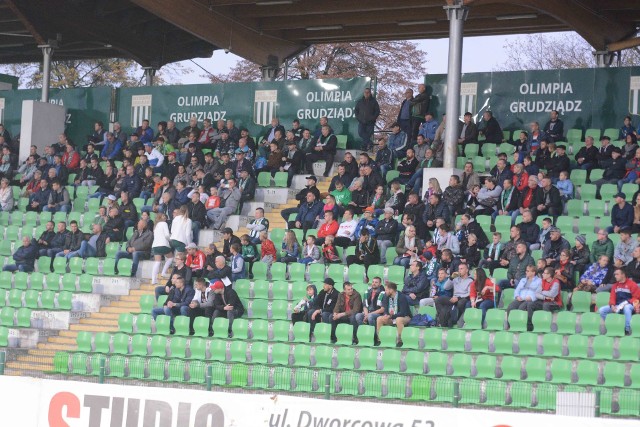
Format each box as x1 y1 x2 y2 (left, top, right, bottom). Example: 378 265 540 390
26 349 58 357
89 312 121 320
119 295 142 302
47 336 76 345
37 342 76 351
69 324 115 332
59 330 79 338
6 362 52 372
98 307 138 314
79 318 118 327
110 301 139 308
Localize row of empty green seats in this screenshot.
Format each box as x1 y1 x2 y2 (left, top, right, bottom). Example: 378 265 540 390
51 351 640 415
248 262 406 283
0 271 93 292
0 307 37 327
33 256 132 277
1 290 74 310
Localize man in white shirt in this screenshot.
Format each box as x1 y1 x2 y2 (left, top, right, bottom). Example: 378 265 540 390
187 277 214 336
334 208 358 248
144 142 165 173
246 207 270 244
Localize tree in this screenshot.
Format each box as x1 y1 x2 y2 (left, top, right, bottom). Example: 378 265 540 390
496 32 640 71
210 41 428 129
0 58 185 89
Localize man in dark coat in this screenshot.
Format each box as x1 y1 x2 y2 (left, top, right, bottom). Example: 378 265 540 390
354 87 380 151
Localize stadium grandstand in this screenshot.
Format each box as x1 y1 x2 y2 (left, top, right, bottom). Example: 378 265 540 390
0 1 639 426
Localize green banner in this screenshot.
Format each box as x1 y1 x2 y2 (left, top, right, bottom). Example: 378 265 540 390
425 67 640 135
0 86 112 146
116 77 372 147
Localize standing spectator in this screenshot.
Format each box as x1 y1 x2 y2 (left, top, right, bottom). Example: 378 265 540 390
410 84 430 143
396 88 413 136
115 219 152 276
151 213 173 285
478 111 503 147
387 122 408 159
170 206 193 254
354 87 380 151
543 110 564 142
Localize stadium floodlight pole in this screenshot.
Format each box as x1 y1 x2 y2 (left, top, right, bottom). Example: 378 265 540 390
443 0 468 169
38 43 55 103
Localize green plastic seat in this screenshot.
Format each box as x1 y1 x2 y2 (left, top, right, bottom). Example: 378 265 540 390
524 357 547 382
378 326 398 348
576 360 599 385
355 324 375 347
422 328 443 351
618 336 640 362
451 353 472 377
509 382 533 408
461 308 482 329
130 334 148 356
307 263 325 282
334 323 354 346
117 259 133 276
112 333 129 355
271 300 289 320
549 359 572 384
603 362 626 387
459 378 481 404
293 344 311 367
531 310 552 333
336 346 356 370
618 389 640 417
23 290 39 309
566 334 588 358
541 333 563 357
230 341 248 362
172 316 190 336
187 337 206 360
566 199 584 217
71 353 89 375
433 377 455 403
287 263 305 283
250 300 268 319
604 313 626 337
292 321 310 343
84 258 99 275
402 327 420 349
485 309 506 331
475 354 497 379
148 358 166 381
169 336 188 359
272 320 291 342
404 351 424 374
445 329 466 352
380 349 400 372
270 343 291 366
357 348 378 371
517 332 538 356
7 289 22 308
229 364 248 387
426 352 447 376
630 365 640 389
593 335 615 360
76 331 93 352
128 355 147 378
571 291 592 313
251 319 269 341
78 274 93 293
60 274 76 292
500 356 522 381
208 340 227 362
507 310 528 332
313 345 333 369
484 380 507 406
0 306 14 326
257 172 272 187
386 265 405 284
410 376 431 401
313 323 331 344
16 307 30 327
188 360 206 384
270 262 287 281
556 311 578 334
294 367 314 392
579 312 602 335
135 314 152 334
347 264 365 283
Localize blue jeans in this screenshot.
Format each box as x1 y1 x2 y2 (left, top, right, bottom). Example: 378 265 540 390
355 312 381 326
115 250 148 276
406 168 424 192
299 257 316 265
140 205 153 213
358 122 375 150
43 205 70 213
465 299 496 324
617 172 637 191
41 247 63 258
151 305 189 329
192 221 201 245
599 304 634 331
139 190 153 202
393 256 411 268
89 192 104 199
232 271 246 281
63 241 96 259
3 264 33 272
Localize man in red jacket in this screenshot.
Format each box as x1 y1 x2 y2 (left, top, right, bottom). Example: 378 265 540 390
599 268 640 335
315 210 339 246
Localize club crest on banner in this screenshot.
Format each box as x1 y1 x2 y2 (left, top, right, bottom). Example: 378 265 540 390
254 90 278 126
131 94 152 128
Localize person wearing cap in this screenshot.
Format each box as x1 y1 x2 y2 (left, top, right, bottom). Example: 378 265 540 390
570 235 591 275
613 227 637 268
355 87 380 152
354 206 378 239
216 129 237 158
144 142 165 174
185 242 206 277
152 275 194 335
280 175 321 222
163 150 180 182
329 282 363 345
210 277 245 338
305 125 337 177
542 226 570 265
231 148 253 179
608 192 634 234
596 136 615 166
289 191 323 233
309 278 340 338
281 137 304 186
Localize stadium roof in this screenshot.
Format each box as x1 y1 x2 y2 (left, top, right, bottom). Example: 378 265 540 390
1 0 638 68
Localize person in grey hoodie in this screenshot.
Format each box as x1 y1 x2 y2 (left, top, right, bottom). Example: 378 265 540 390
115 219 154 276
435 263 473 327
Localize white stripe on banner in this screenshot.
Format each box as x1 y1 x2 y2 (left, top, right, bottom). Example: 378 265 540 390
131 107 137 128
468 95 474 113
633 90 639 115
263 102 269 126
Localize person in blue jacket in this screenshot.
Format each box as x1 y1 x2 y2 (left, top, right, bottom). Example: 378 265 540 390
3 237 38 272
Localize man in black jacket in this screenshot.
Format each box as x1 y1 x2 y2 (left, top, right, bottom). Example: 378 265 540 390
575 136 599 171
210 280 245 338
41 221 69 258
543 110 564 142
518 209 541 251
104 207 125 242
237 169 256 215
206 255 232 284
410 84 430 143
282 140 304 186
534 176 563 220
68 223 108 259
222 228 241 260
375 207 399 264
280 176 321 222
36 221 56 253
55 220 83 259
309 278 339 339
478 111 503 145
546 144 570 183
305 125 337 177
3 237 38 273
155 253 193 301
354 87 380 151
592 147 627 194
187 192 207 245
118 191 139 229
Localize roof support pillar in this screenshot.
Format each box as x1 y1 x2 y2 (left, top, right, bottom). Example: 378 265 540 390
593 50 616 68
443 0 468 169
143 67 157 86
39 44 54 102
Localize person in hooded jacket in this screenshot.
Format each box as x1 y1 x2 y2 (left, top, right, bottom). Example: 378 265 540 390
291 284 317 324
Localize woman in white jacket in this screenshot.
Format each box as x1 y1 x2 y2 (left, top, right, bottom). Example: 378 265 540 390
151 213 172 285
170 205 193 254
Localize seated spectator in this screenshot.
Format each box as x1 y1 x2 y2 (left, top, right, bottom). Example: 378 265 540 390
424 193 450 231
546 144 570 183
305 125 337 177
475 178 502 216
518 209 540 251
207 178 241 230
512 175 541 223
43 180 71 213
55 221 83 260
622 134 639 160
321 235 341 264
394 225 423 268
431 223 460 255
543 226 571 265
187 277 213 336
613 227 637 268
229 243 245 281
309 278 339 338
103 207 125 242
114 219 152 276
421 267 452 307
3 237 37 273
490 158 513 186
536 267 563 313
0 177 13 212
554 249 575 291
69 223 108 260
239 235 258 277
592 147 626 194
478 110 503 146
575 255 611 294
457 112 478 155
598 268 640 335
375 208 398 264
281 140 304 187
619 115 636 141
221 228 240 261
329 282 362 344
626 246 640 284
523 155 539 176
354 207 378 239
397 148 419 184
288 191 323 233
401 259 429 307
151 276 194 334
457 213 488 249
479 232 503 274
465 267 499 325
346 229 380 276
330 179 351 213
315 211 339 245
206 255 231 285
570 235 591 275
458 233 481 268
590 230 614 263
375 281 412 347
435 263 473 328
280 230 300 263
387 122 408 159
299 235 321 265
556 171 573 202
619 147 640 192
355 277 385 336
534 176 563 219
346 179 369 215
375 137 393 179
385 181 406 215
499 242 534 290
291 284 317 324
260 231 277 269
506 265 542 330
185 242 206 277
608 192 634 234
